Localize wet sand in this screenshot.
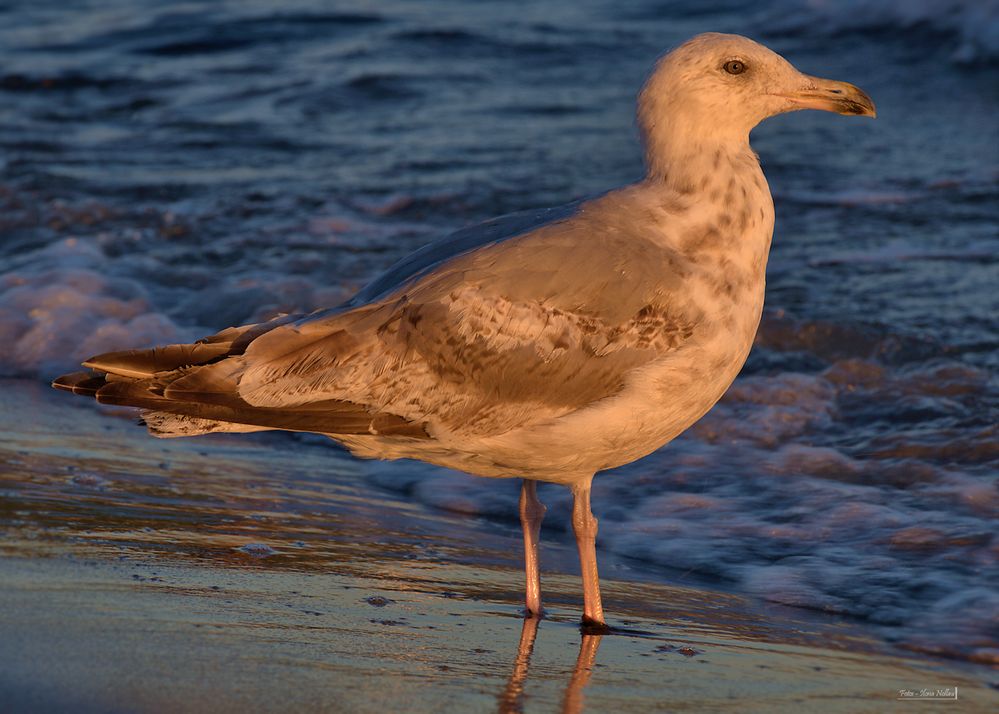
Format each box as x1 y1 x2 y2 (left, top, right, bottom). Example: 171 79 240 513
1 379 995 712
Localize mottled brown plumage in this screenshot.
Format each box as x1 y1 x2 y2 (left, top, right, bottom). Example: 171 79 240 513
53 33 874 627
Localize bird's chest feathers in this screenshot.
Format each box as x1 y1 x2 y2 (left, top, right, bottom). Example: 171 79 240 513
644 152 774 325
611 155 777 447
678 152 773 255
679 166 773 370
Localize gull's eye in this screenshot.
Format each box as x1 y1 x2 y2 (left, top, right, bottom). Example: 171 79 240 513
723 60 746 75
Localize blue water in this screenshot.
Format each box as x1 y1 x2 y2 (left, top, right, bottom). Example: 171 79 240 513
1 0 996 664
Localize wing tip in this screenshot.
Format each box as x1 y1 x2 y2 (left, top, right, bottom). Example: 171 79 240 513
52 371 106 396
82 352 154 379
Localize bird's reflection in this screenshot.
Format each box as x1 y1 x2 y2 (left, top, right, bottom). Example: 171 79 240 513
497 616 603 714
560 631 601 714
497 616 540 713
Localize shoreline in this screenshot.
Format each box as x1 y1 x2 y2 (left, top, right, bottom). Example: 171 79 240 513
2 378 996 711
2 550 993 713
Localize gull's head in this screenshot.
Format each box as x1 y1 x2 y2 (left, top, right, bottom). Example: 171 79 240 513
639 33 875 154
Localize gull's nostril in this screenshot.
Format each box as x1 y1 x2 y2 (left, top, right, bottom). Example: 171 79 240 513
829 89 843 94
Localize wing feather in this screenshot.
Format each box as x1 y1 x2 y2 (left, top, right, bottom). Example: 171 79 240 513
54 190 702 444
235 194 702 437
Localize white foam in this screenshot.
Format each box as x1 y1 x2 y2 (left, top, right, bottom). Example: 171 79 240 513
0 239 196 377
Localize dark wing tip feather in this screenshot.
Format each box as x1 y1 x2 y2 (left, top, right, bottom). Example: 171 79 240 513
84 342 234 379
52 372 86 392
52 371 107 396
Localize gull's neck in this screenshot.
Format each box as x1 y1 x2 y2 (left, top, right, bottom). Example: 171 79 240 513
637 116 775 277
642 120 756 191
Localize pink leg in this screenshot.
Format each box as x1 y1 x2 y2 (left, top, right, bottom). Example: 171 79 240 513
519 479 546 616
571 481 605 627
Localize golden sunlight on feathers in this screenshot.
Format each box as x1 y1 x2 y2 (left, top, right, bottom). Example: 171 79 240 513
53 33 874 628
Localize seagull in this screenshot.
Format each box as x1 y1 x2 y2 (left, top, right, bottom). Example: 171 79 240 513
53 33 875 629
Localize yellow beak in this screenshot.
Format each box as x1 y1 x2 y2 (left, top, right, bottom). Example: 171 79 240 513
779 76 877 118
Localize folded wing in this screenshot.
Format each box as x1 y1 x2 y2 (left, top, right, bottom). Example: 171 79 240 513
54 194 701 443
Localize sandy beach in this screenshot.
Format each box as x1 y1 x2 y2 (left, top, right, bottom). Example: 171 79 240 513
1 379 994 712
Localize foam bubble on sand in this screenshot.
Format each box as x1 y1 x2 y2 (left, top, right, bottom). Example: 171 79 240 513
237 543 278 557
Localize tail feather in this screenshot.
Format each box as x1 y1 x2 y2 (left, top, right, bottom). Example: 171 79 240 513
52 371 107 396
52 316 428 440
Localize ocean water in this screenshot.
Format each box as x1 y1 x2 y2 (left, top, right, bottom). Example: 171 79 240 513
1 0 996 665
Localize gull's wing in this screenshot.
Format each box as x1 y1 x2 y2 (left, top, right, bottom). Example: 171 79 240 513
62 191 702 441
348 201 586 306
233 193 702 437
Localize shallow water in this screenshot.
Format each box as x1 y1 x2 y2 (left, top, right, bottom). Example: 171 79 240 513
1 0 997 669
